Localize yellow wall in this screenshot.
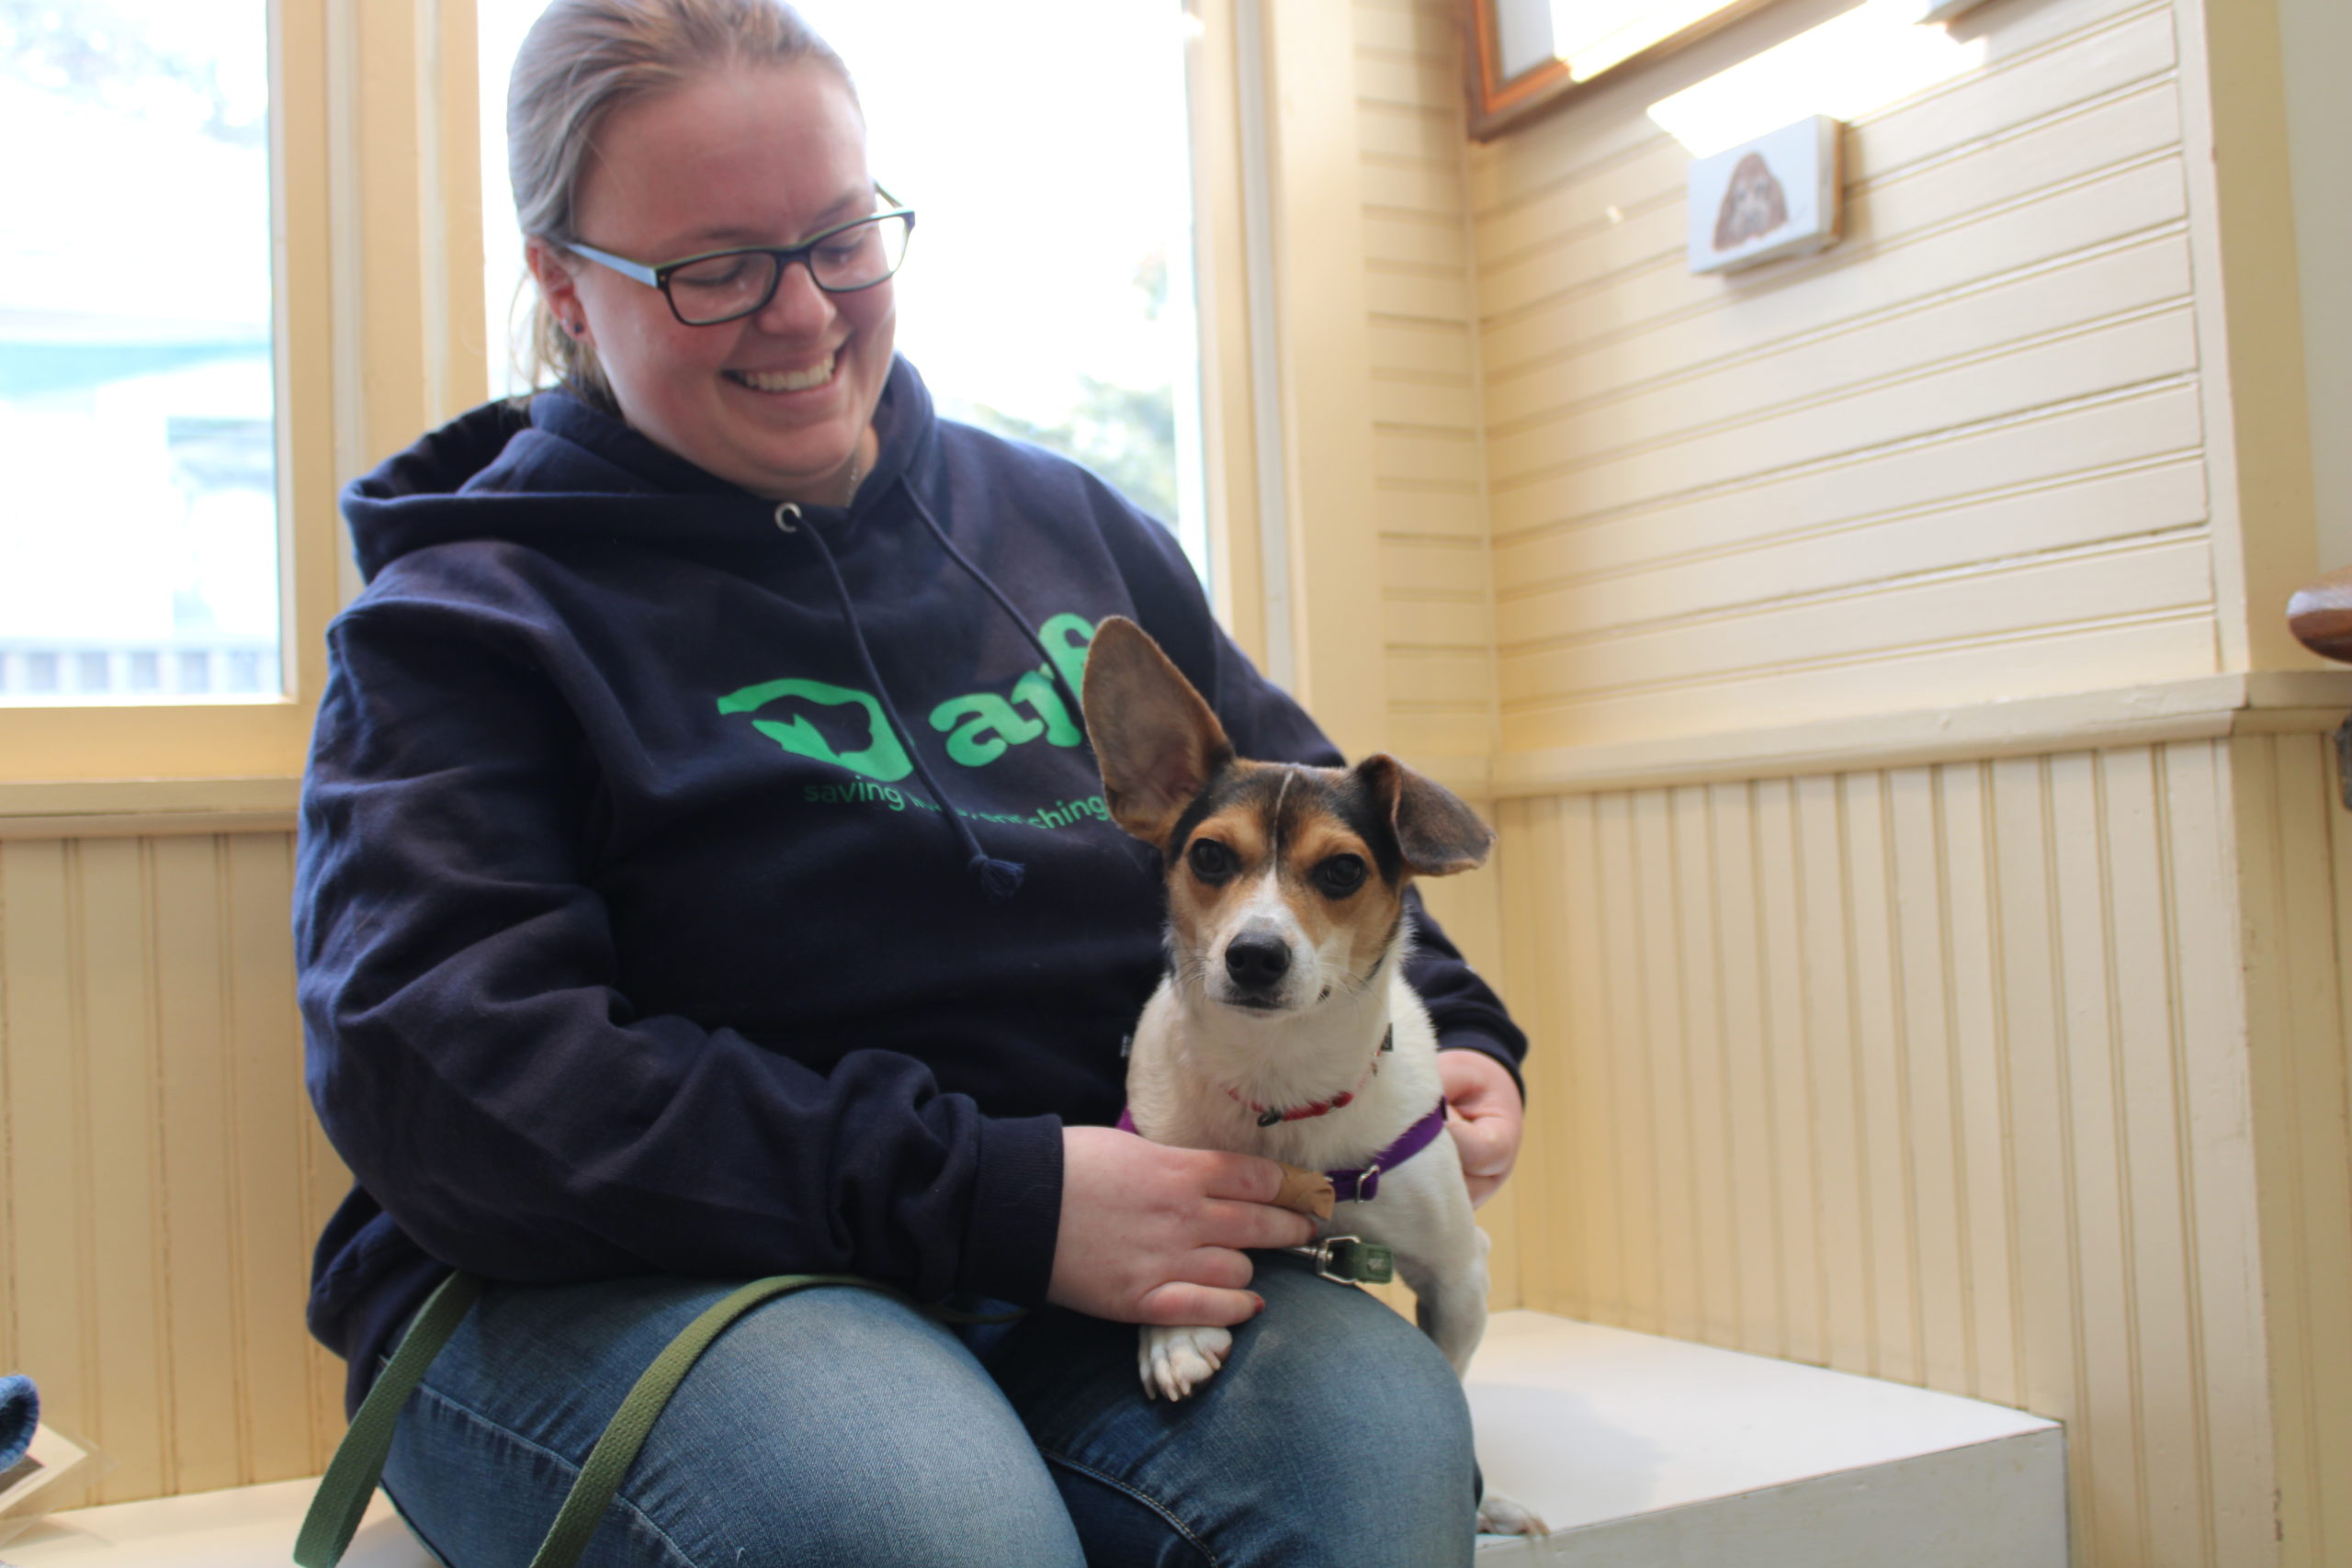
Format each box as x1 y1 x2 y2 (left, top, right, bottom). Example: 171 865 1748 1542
1356 0 1500 767
0 825 348 1504
1476 0 2227 750
1497 732 2352 1567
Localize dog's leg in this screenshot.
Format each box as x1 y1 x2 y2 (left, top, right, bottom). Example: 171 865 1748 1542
1137 1324 1233 1401
1371 1156 1490 1380
1398 1234 1547 1536
1399 1225 1489 1379
1475 1492 1547 1537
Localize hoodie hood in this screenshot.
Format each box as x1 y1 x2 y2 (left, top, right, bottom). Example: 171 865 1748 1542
343 355 939 582
346 357 1046 900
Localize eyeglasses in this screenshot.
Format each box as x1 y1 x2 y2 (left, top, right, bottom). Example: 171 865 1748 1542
565 188 917 327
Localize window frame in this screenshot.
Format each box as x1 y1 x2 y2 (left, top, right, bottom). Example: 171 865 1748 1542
0 0 486 814
1462 0 1776 141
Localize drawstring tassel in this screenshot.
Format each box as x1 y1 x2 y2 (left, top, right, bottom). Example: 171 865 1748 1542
971 854 1026 901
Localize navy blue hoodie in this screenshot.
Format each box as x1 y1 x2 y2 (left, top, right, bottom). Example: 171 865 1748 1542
299 356 1525 1409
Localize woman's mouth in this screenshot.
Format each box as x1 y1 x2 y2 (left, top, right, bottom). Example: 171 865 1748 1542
726 350 839 393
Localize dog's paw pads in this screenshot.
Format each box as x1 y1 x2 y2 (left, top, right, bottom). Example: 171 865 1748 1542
1138 1325 1232 1401
1476 1492 1547 1537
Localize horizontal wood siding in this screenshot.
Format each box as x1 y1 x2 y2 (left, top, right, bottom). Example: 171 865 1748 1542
0 832 347 1502
1468 0 2220 751
1497 739 2289 1568
1355 0 1498 766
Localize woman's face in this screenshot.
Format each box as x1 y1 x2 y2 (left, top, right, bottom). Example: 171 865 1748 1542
531 62 893 503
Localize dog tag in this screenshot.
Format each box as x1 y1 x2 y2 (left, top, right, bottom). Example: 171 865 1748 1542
1330 1238 1396 1285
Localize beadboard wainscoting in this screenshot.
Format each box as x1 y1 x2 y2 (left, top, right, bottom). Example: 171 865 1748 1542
0 828 351 1506
1490 726 2352 1568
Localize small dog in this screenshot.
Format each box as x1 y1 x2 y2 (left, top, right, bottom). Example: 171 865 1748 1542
1081 616 1543 1539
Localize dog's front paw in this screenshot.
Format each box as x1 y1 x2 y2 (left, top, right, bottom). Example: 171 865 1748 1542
1476 1490 1547 1537
1137 1325 1232 1401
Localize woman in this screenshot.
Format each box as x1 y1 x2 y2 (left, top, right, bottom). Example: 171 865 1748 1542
298 2 1529 1562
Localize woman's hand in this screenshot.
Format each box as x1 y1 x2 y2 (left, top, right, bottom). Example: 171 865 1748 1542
1440 1049 1523 1208
1048 1126 1318 1326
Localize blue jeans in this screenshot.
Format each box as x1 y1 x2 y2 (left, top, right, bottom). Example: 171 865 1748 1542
379 1253 1477 1566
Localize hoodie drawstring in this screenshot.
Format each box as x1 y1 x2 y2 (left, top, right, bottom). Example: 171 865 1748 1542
899 485 1091 737
775 500 1028 901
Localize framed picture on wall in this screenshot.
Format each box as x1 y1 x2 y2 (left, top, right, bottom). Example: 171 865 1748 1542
1460 0 1774 139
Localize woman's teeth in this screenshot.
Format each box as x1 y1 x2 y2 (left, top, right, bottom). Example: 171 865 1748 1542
729 353 836 392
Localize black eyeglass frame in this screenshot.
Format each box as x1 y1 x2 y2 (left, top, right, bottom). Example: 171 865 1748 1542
563 186 917 327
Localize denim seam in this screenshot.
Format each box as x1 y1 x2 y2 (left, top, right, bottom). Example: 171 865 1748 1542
1039 1448 1220 1568
403 1376 707 1568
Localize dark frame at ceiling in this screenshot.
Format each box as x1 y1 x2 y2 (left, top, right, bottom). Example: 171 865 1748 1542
1458 0 1783 141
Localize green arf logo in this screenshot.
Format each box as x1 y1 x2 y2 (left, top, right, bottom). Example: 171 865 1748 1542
718 613 1096 782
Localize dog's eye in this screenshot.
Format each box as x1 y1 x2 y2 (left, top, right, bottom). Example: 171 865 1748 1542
1188 838 1238 882
1313 854 1367 897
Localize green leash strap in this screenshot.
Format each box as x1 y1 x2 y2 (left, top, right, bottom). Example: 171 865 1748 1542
294 1271 1023 1568
524 1273 877 1568
294 1269 487 1568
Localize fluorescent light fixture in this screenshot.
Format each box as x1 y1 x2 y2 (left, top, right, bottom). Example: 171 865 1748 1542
1646 0 1987 157
1555 0 1750 81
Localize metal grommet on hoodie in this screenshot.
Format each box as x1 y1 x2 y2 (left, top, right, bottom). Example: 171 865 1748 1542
774 502 801 535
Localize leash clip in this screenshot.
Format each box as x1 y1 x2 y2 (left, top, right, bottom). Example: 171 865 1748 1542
1287 1234 1396 1286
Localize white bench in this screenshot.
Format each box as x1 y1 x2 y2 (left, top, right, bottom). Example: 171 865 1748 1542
2 1312 2063 1567
1467 1313 2065 1564
0 1479 426 1567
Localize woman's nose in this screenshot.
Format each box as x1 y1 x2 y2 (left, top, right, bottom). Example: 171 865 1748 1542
752 258 835 335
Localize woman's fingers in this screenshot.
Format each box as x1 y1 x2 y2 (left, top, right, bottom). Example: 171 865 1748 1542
1049 1128 1318 1322
1199 1197 1318 1251
1136 1275 1264 1328
1173 1244 1258 1293
1192 1148 1294 1202
1444 1105 1516 1177
1439 1049 1524 1207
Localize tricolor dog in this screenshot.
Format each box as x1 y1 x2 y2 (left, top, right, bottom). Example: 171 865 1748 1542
1081 616 1543 1540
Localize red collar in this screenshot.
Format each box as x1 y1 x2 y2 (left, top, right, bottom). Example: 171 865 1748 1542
1226 1026 1394 1128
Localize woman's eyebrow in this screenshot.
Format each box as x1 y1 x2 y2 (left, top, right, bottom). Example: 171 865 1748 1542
676 191 875 252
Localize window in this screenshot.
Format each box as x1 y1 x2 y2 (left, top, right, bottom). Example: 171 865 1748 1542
0 0 281 705
475 0 1210 575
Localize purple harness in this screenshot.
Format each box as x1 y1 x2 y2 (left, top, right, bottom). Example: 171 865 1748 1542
1114 1100 1449 1204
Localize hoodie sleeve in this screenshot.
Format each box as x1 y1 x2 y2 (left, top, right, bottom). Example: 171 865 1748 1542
297 589 1061 1305
1091 495 1530 1094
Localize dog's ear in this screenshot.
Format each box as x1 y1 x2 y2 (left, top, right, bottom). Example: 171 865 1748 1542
1351 754 1494 877
1081 616 1235 847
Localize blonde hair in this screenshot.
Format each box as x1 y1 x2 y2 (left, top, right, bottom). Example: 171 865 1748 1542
506 0 857 403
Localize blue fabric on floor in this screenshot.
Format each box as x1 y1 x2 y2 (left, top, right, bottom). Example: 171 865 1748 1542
0 1374 38 1472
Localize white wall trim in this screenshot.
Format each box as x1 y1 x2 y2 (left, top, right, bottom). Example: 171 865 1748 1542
0 778 301 839
1233 0 1294 689
1403 672 2352 801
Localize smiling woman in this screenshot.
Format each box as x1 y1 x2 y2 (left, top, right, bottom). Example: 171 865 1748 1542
479 0 1210 570
520 55 897 504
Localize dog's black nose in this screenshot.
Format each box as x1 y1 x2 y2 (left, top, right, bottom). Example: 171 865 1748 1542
1224 935 1291 989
